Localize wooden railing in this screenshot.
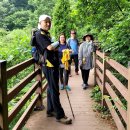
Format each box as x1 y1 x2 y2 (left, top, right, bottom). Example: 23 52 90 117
0 58 47 130
94 50 130 130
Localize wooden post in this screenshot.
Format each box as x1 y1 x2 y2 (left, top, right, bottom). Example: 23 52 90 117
35 64 43 110
93 51 96 86
0 60 8 130
127 61 130 130
102 52 107 106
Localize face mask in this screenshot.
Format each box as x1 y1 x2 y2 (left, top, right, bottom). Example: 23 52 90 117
86 39 90 42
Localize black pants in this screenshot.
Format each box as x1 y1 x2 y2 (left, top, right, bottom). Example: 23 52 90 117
70 54 79 73
59 67 69 86
80 68 90 85
42 66 65 119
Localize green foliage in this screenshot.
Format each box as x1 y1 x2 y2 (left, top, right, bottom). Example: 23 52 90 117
52 0 72 39
4 10 31 30
9 0 30 9
93 103 108 113
0 0 55 30
91 86 110 117
28 0 55 28
0 0 15 29
91 85 102 102
76 0 130 66
0 28 32 67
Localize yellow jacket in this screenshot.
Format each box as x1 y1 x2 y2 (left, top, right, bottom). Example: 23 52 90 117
61 49 70 70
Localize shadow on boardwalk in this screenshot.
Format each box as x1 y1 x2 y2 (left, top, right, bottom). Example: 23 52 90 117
25 68 117 130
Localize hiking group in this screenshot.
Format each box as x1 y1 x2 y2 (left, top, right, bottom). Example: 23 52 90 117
31 14 96 124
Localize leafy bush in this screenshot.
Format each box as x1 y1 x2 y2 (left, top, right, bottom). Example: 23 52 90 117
0 28 32 68
91 85 102 102
91 86 110 117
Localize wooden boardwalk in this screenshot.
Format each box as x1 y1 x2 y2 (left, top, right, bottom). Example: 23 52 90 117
25 68 117 130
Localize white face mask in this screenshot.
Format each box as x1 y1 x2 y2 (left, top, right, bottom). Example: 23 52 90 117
86 39 90 42
86 40 92 44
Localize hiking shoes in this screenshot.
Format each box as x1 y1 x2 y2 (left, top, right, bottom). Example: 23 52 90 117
82 84 88 90
47 112 56 117
56 116 72 124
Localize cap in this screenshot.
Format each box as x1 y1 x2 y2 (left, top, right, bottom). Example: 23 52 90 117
39 15 51 23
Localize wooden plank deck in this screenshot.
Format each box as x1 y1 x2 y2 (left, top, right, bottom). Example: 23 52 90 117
25 68 117 130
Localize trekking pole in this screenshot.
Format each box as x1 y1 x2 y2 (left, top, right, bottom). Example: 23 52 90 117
65 88 75 119
62 49 75 118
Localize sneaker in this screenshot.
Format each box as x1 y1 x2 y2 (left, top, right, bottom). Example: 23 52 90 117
34 105 44 111
56 116 72 124
60 84 64 90
65 85 71 91
81 83 84 87
47 112 56 117
83 84 88 90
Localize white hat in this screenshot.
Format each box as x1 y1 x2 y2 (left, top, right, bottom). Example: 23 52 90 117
39 15 51 23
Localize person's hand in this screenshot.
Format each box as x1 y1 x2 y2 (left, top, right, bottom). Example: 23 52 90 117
69 49 73 53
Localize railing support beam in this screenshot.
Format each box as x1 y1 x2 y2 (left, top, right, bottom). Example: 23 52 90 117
102 52 107 106
0 60 8 130
127 61 130 130
93 51 96 86
35 64 44 110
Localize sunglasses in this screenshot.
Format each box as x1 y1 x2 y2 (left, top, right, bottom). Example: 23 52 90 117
71 33 76 34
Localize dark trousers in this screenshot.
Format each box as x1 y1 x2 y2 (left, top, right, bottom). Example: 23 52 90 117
80 68 90 85
42 66 65 119
59 67 69 86
70 54 79 73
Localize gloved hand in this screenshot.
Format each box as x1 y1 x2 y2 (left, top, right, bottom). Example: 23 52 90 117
51 41 59 49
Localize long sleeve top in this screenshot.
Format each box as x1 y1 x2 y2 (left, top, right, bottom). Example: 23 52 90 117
78 41 95 70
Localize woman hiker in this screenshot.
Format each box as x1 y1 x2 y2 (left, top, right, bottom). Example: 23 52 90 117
78 34 95 90
57 33 72 91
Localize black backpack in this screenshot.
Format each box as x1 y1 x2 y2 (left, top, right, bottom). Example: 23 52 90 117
30 29 45 65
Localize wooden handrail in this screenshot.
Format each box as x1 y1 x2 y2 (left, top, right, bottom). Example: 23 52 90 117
106 58 128 80
106 69 128 101
12 94 39 130
96 77 102 91
127 62 130 130
8 68 40 102
96 50 103 59
0 58 47 130
0 60 8 130
96 59 103 70
8 81 40 124
105 82 127 123
105 98 125 130
7 58 34 79
94 50 129 130
96 68 103 82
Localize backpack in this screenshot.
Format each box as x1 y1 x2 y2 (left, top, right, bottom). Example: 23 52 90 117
30 29 45 65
